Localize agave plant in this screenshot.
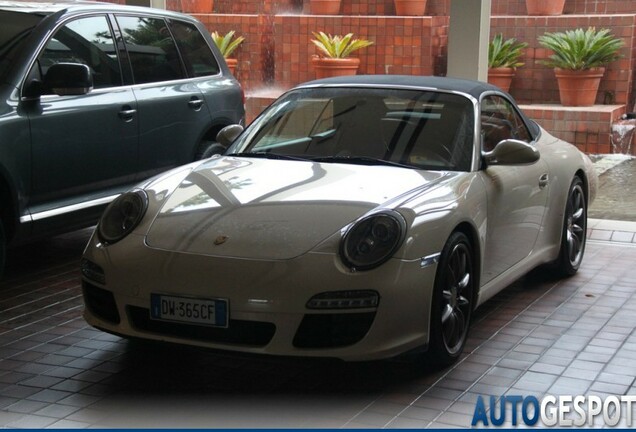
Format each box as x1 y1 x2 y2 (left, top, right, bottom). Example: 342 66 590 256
311 32 374 59
211 30 245 58
538 27 624 70
488 34 528 69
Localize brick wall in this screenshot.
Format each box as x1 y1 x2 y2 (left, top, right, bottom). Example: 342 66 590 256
195 14 271 90
167 0 636 107
492 0 636 15
491 15 636 107
273 15 448 88
520 105 627 154
164 0 636 153
167 0 301 14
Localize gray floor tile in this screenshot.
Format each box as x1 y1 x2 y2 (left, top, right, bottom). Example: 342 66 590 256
1 231 636 428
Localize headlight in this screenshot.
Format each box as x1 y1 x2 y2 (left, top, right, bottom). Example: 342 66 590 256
340 211 406 271
97 189 148 245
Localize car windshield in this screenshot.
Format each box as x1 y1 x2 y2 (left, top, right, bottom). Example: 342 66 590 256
230 87 475 171
0 10 46 80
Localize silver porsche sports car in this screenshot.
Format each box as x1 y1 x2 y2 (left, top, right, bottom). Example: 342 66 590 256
81 75 597 364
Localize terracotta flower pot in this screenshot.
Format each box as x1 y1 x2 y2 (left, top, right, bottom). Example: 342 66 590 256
394 0 427 16
310 0 341 15
554 67 605 107
181 0 214 13
525 0 565 16
312 57 360 79
487 67 515 93
225 58 238 76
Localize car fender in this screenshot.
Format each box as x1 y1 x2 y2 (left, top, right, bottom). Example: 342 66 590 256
396 172 487 269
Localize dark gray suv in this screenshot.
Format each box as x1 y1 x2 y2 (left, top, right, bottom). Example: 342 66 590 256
0 1 245 273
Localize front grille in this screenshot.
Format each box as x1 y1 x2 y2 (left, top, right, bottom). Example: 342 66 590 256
82 282 120 324
127 306 275 347
293 312 376 348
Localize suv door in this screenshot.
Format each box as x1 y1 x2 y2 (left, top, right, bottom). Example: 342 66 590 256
25 14 138 232
116 15 216 179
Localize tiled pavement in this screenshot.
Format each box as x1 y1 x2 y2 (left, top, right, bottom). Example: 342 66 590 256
0 221 635 428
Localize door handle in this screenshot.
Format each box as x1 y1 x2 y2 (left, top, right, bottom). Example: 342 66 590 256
539 173 549 188
118 106 136 122
188 98 204 111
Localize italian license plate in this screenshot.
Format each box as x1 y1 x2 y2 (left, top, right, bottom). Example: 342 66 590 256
150 294 228 327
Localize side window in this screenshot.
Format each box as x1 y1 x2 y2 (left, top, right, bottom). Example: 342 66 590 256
116 15 185 84
481 95 532 151
35 15 121 91
168 19 220 77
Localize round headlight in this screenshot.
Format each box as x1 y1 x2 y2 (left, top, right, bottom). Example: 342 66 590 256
340 211 406 271
97 189 148 245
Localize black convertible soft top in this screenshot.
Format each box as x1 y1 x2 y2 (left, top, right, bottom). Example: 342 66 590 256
301 75 502 99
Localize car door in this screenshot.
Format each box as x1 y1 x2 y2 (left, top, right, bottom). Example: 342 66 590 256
115 15 212 179
478 95 549 283
26 15 138 227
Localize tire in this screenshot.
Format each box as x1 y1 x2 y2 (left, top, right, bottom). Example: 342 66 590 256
555 176 587 277
195 141 226 160
427 231 475 366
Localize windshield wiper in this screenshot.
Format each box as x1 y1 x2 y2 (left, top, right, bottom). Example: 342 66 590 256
310 155 413 169
226 152 310 161
227 152 414 168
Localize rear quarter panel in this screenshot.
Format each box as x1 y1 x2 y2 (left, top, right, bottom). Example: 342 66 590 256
533 127 597 260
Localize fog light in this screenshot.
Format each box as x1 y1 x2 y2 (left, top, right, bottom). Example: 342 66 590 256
306 290 379 310
81 258 105 285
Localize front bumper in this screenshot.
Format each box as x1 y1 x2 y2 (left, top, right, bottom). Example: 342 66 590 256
81 233 437 361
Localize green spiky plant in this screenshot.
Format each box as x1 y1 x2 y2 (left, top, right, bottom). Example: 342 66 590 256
311 32 374 58
488 34 528 69
538 27 624 70
211 30 245 58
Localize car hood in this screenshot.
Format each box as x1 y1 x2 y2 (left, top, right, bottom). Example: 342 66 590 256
145 156 451 259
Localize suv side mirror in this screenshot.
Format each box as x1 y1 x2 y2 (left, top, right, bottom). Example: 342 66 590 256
43 63 93 96
483 139 540 166
216 124 244 147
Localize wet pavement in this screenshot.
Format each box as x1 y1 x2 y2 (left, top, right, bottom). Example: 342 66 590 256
589 156 636 222
1 157 636 428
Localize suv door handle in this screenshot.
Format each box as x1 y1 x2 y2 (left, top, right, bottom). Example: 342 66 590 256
539 173 549 188
188 98 204 111
118 106 136 122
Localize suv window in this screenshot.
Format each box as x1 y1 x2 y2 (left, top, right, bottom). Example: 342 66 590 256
116 15 185 84
168 19 220 77
33 15 122 91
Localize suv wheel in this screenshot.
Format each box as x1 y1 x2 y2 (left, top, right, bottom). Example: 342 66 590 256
196 141 226 159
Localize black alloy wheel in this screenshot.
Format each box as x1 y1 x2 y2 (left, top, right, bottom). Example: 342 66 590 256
558 176 587 276
428 231 474 366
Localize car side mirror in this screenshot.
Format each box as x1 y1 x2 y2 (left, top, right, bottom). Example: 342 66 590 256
216 124 244 147
483 139 540 166
43 63 93 96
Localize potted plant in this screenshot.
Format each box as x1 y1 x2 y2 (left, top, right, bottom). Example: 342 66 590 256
525 0 565 15
311 32 374 79
487 34 527 93
310 0 341 15
538 27 624 106
211 30 245 75
394 0 427 16
181 0 214 13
